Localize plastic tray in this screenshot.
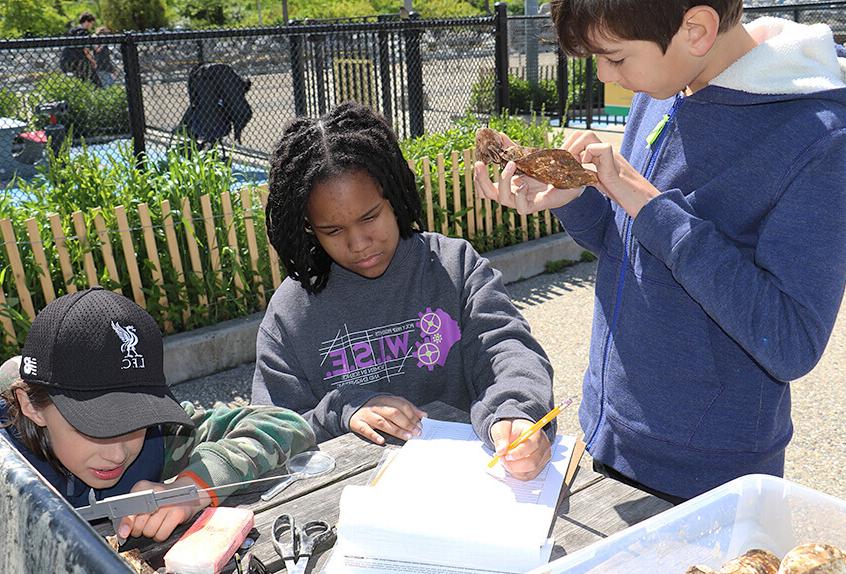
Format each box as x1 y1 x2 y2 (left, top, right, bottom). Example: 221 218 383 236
530 474 846 573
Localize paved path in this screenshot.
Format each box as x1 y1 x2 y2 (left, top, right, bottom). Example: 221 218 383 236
172 260 846 500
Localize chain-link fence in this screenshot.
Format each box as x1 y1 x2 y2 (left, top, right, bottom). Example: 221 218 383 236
0 15 496 187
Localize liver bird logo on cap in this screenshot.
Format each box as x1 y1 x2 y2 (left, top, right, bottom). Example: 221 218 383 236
111 321 145 369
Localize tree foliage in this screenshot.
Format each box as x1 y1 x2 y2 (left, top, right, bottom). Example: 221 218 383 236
175 0 225 27
101 0 168 31
4 0 533 37
1 0 67 38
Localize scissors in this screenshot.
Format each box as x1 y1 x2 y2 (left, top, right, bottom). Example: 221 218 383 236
271 513 336 574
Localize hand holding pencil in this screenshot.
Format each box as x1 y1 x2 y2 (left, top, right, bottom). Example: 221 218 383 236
488 397 575 479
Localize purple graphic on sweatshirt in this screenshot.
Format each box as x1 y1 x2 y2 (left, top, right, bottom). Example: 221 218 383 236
322 320 417 383
414 307 461 371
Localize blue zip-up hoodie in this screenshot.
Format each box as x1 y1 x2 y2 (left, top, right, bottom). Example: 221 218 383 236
553 18 846 498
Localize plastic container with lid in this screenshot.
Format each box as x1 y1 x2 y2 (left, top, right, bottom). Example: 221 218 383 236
530 474 846 573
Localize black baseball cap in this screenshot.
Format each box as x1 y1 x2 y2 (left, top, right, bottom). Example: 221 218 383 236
19 287 194 438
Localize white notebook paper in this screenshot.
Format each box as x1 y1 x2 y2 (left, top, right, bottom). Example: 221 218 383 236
325 418 576 574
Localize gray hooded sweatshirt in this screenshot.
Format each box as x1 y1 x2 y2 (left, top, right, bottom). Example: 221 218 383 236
252 232 555 445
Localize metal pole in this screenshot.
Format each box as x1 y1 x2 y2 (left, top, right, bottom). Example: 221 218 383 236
585 57 594 130
282 0 289 24
378 15 394 126
404 13 424 137
290 33 307 116
556 44 567 127
525 0 539 98
121 32 146 168
494 3 510 115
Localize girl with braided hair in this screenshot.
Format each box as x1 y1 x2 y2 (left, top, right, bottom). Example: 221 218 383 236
252 101 556 480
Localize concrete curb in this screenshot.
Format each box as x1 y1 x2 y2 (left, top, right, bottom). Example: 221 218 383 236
486 233 585 284
164 233 584 384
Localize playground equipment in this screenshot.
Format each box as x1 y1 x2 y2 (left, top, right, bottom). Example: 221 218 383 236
0 101 67 182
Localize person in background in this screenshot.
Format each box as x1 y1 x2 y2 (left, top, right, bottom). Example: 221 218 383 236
94 26 118 88
60 13 99 86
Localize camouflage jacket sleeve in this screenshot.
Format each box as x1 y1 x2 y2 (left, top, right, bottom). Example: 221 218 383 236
160 402 316 504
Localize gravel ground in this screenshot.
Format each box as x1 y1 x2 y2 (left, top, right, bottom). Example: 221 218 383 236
172 260 846 500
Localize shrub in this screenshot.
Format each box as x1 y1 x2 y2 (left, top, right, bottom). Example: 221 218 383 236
0 88 24 120
469 72 560 115
468 71 496 115
469 59 610 118
28 74 130 138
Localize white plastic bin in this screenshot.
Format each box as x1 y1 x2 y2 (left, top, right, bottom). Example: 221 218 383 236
530 474 846 573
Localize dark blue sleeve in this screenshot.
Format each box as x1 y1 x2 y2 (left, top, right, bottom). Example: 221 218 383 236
550 186 613 255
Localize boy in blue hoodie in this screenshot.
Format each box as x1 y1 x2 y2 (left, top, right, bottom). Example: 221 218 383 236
474 0 846 502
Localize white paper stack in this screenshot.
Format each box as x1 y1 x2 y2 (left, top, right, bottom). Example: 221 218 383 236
326 418 575 574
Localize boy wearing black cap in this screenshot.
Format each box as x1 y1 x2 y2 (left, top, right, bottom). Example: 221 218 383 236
0 287 315 542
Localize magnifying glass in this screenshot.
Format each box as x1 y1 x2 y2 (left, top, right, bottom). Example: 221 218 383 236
260 451 336 502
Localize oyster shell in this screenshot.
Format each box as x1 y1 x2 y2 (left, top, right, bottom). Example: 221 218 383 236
778 544 846 574
720 549 781 574
686 549 780 574
686 566 719 573
474 127 598 190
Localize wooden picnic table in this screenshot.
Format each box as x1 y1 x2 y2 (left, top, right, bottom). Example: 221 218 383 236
135 401 673 573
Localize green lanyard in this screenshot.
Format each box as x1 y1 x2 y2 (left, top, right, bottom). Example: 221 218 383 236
646 114 670 147
646 93 685 148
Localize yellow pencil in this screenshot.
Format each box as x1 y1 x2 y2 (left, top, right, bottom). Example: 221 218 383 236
487 397 575 468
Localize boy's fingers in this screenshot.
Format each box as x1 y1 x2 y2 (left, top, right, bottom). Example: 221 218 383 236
473 162 496 200
141 511 167 539
371 397 422 435
372 406 417 436
154 511 184 542
514 187 531 215
566 130 602 157
498 162 518 206
503 439 538 461
503 438 552 479
582 143 615 174
505 449 551 481
130 513 149 538
118 516 134 540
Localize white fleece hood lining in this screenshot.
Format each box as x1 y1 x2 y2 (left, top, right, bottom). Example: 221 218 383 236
710 17 846 95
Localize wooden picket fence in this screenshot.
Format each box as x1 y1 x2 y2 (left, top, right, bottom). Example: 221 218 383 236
0 149 562 347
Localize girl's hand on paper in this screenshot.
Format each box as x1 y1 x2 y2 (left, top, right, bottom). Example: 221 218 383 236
491 419 552 481
118 477 208 542
350 395 427 445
